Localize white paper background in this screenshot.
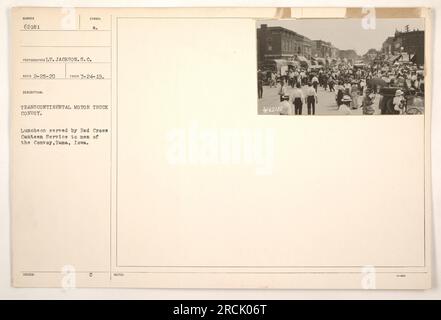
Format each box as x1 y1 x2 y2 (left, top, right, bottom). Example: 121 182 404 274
1 0 440 299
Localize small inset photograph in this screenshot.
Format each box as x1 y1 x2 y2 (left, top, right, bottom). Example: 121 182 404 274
256 18 425 115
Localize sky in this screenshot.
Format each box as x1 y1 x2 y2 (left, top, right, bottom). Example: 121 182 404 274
256 18 424 56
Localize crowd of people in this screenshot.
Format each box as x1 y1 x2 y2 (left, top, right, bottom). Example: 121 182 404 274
258 56 425 115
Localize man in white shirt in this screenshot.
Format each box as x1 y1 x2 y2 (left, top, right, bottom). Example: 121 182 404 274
279 95 292 115
291 83 305 115
359 78 366 94
305 83 318 115
311 75 319 92
270 72 276 88
300 70 306 85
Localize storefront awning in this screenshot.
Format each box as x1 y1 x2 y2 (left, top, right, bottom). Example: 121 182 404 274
296 55 311 67
389 54 402 63
316 57 326 65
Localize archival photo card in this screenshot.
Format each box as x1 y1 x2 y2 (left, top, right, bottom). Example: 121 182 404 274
257 18 425 115
10 7 432 289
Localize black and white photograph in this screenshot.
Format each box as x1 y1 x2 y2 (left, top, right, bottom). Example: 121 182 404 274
257 18 425 115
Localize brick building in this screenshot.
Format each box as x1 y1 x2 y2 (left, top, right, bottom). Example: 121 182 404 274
257 24 313 62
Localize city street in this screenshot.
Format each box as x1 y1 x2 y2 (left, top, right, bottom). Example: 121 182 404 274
258 84 381 115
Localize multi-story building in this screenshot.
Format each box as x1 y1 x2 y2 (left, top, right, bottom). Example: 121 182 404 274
312 40 332 58
257 24 313 62
301 37 313 58
381 29 424 65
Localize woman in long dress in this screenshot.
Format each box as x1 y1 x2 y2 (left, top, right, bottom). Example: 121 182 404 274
350 81 359 109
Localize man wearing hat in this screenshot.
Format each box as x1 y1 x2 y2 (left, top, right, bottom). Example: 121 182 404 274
361 88 376 115
328 75 335 92
279 95 292 115
337 94 352 115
